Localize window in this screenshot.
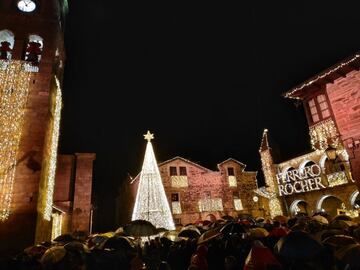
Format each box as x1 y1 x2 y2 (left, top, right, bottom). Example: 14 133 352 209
171 193 181 214
317 94 330 119
308 99 319 123
179 166 187 176
0 29 14 60
227 167 235 176
308 94 331 124
233 191 240 198
171 193 179 202
228 167 237 187
24 34 44 64
174 218 182 225
170 166 177 176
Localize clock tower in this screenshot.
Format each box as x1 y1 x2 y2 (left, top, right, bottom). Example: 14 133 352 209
0 0 68 253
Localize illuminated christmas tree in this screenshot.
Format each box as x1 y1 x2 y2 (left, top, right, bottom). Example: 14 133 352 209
132 131 175 230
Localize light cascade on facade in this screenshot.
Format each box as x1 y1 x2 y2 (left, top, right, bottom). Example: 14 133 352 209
309 119 339 150
132 131 175 230
0 60 32 221
43 76 62 221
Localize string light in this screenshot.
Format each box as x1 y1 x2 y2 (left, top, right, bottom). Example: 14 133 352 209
259 129 283 218
171 176 188 187
132 131 175 230
228 176 237 187
43 76 62 221
171 201 182 214
51 212 62 240
0 60 32 221
327 171 348 187
309 119 339 150
284 54 360 99
198 198 223 212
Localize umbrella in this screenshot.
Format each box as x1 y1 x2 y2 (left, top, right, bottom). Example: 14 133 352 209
330 219 358 230
156 227 168 234
244 240 282 270
162 230 187 242
72 231 88 242
53 234 75 244
273 215 288 224
24 245 47 259
335 244 360 269
87 234 109 249
274 231 323 263
124 219 157 237
220 222 247 236
322 235 358 251
222 215 235 221
197 229 222 245
255 217 265 223
64 241 90 253
178 226 201 238
268 227 289 237
249 227 269 238
206 213 216 222
315 229 345 242
115 227 124 235
333 214 353 222
312 215 329 225
202 220 212 227
101 236 134 250
40 246 67 267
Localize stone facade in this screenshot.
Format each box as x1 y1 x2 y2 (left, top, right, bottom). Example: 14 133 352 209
257 52 360 218
0 1 95 254
128 157 258 226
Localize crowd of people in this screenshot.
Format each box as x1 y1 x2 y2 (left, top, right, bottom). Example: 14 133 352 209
1 212 360 270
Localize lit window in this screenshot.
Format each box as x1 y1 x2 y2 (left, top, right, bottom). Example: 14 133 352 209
171 193 181 214
24 35 44 65
308 98 319 123
0 30 14 60
179 166 187 176
317 94 330 119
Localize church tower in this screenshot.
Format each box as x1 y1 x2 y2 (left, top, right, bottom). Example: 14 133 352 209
259 129 284 218
0 0 68 253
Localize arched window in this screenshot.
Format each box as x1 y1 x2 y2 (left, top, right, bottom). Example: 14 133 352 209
24 34 43 64
0 30 15 60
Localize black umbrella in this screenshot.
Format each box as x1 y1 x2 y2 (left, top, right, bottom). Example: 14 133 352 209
178 227 201 238
221 215 235 221
53 234 75 244
336 244 360 269
124 219 157 237
274 231 323 263
332 214 353 222
101 236 134 250
220 222 246 235
322 235 358 252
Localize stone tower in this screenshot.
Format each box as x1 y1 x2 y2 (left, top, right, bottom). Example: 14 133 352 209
0 0 67 253
259 129 284 218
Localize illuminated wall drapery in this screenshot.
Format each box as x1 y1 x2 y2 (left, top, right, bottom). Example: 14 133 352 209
0 60 32 221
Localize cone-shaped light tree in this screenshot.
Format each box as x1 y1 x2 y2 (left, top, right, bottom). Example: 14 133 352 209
132 131 175 230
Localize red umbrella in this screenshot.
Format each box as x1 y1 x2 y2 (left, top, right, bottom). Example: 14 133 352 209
244 240 282 270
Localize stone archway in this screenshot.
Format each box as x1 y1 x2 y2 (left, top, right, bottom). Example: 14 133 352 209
317 195 344 217
350 190 360 209
289 199 309 216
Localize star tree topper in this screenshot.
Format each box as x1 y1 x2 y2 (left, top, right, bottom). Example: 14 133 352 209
144 130 154 142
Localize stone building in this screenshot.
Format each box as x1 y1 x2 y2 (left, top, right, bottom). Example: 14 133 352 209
256 52 360 218
128 156 258 226
0 0 95 254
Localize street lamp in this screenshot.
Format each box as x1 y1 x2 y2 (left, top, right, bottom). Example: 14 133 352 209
325 145 338 161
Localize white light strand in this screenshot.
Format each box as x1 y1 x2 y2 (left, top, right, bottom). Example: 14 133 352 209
309 119 339 150
43 77 62 221
284 54 360 99
0 60 31 221
132 133 175 230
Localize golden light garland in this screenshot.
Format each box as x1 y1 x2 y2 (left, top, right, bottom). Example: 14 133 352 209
43 77 62 221
0 60 32 221
259 129 283 217
171 176 188 187
198 198 223 212
327 171 348 187
309 119 339 150
51 212 62 240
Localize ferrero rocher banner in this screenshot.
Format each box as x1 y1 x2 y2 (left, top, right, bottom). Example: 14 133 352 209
276 164 326 196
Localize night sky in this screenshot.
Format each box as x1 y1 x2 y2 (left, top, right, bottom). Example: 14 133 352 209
59 2 360 231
